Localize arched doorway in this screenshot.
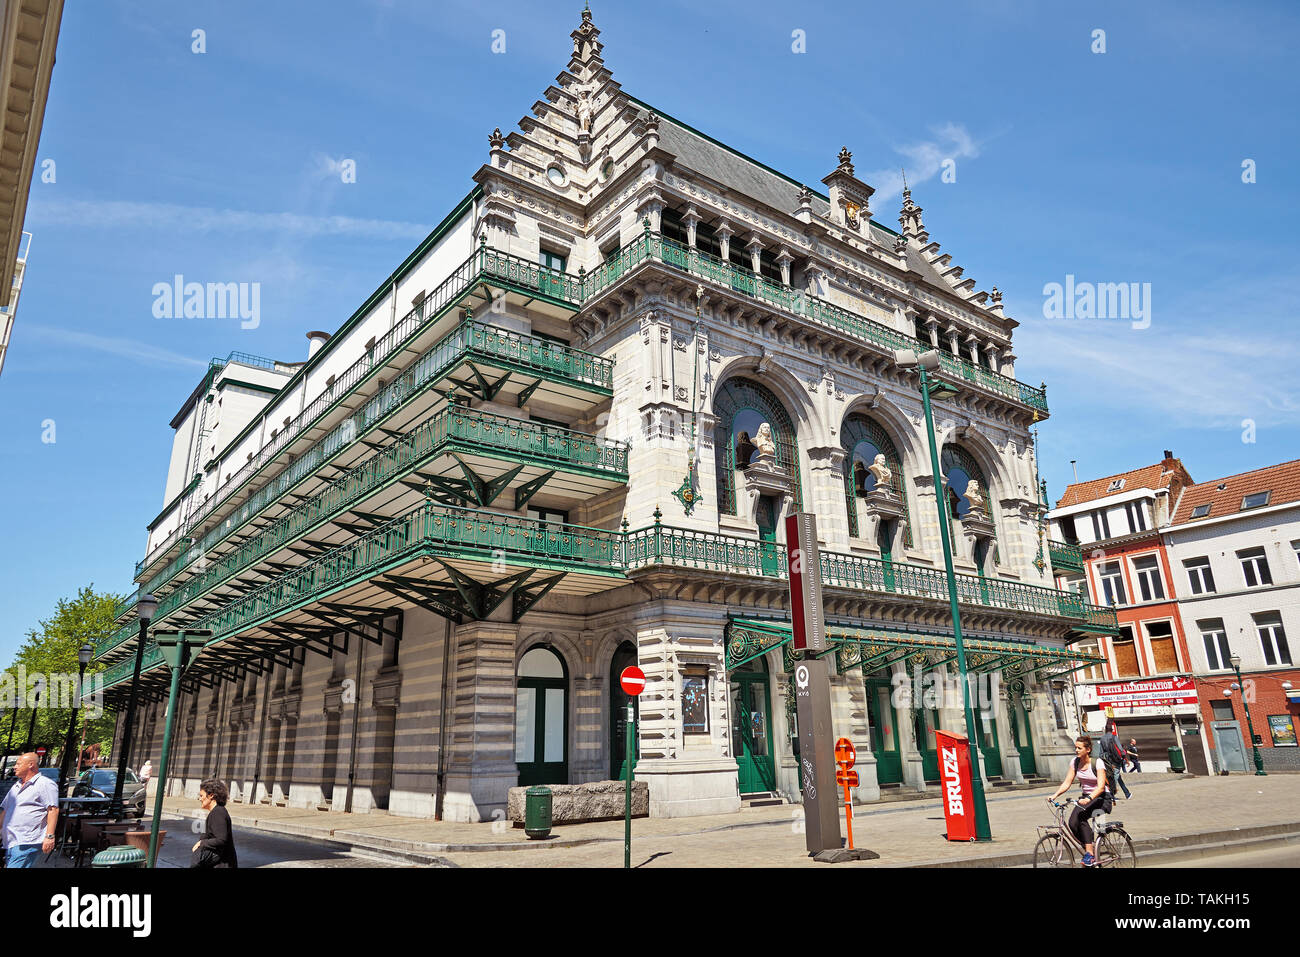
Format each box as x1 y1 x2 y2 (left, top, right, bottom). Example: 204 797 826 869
865 672 903 785
841 414 911 546
730 657 777 794
515 646 568 786
941 444 998 571
609 642 639 781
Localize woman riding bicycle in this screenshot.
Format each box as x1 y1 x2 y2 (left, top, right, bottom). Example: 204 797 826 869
1048 734 1112 867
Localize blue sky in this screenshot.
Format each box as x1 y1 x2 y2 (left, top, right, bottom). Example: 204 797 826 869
1 0 1297 657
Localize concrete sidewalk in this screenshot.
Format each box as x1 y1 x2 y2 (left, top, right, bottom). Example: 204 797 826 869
148 772 1300 867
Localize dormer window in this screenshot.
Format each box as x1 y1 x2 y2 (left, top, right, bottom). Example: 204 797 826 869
1242 491 1271 509
1191 504 1211 518
546 164 568 187
1107 478 1125 492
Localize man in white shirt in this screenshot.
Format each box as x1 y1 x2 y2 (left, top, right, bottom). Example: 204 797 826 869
0 753 59 867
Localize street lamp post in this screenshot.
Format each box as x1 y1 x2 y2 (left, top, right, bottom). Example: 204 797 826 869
147 629 208 868
0 706 17 776
58 644 94 795
1229 654 1266 776
111 594 158 819
894 347 992 841
24 680 42 754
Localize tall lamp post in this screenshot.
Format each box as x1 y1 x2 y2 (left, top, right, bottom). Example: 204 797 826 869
894 347 993 841
58 643 94 794
111 593 158 819
0 705 18 777
24 679 42 754
1228 654 1266 775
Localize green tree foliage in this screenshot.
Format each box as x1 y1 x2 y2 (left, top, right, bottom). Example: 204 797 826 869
1 586 121 768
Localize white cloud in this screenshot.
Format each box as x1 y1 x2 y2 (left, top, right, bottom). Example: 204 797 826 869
866 123 981 200
1017 320 1300 428
24 326 208 370
27 198 432 241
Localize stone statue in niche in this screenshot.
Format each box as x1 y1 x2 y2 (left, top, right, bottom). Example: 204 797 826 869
964 479 986 514
868 453 892 490
577 89 594 134
754 423 776 458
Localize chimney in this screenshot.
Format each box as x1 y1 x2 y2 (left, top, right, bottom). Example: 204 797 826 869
306 331 330 359
1163 449 1173 460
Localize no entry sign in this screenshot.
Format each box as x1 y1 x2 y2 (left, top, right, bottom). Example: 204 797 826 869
620 666 646 697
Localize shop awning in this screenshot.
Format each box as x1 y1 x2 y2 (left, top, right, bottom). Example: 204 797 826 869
1286 688 1300 704
726 617 1106 679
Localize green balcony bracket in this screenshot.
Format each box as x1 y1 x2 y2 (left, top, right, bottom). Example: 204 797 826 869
445 365 512 404
372 577 467 623
512 572 566 622
450 456 524 507
514 470 556 510
515 378 543 408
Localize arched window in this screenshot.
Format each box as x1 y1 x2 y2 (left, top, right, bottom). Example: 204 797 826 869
841 414 912 545
941 445 999 564
516 646 568 786
713 378 802 516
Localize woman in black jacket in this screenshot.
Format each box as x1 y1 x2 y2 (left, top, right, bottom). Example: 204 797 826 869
191 778 238 868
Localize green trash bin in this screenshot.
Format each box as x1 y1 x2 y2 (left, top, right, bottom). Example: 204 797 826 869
92 845 147 868
524 786 553 839
1167 746 1186 773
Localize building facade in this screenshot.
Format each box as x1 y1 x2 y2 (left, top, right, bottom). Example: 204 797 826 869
1163 460 1300 772
0 0 63 379
1047 453 1214 773
100 9 1114 822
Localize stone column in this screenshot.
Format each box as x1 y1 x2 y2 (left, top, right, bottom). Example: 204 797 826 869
983 342 1001 374
804 446 849 548
442 621 519 822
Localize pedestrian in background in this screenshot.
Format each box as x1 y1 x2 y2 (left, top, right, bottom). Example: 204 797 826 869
191 778 238 868
1100 722 1132 799
0 753 60 868
1126 738 1141 773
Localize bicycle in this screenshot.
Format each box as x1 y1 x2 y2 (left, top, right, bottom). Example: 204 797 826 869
1034 797 1137 868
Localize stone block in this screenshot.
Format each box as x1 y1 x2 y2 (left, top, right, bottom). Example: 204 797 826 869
507 780 649 825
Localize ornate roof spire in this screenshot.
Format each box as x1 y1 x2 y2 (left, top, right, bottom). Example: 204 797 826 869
899 170 927 243
571 3 603 71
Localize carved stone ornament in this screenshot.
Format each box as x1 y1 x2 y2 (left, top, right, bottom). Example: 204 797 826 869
754 422 776 457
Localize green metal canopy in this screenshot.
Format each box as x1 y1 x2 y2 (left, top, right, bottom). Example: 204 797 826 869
725 617 1105 679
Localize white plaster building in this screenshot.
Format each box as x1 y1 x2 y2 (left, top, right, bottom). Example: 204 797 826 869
99 8 1114 822
1162 459 1300 771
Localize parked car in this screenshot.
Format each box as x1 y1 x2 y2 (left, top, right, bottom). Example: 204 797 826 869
71 768 145 815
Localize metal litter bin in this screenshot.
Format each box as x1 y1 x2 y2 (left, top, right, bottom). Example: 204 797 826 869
524 786 552 839
92 845 147 868
1167 746 1186 773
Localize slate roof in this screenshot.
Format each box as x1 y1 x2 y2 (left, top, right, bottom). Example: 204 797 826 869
1170 458 1300 524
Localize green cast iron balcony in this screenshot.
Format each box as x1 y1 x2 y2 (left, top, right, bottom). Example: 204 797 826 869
134 242 591 584
98 402 627 658
1048 539 1085 573
102 501 628 689
121 315 614 636
585 230 1049 414
624 520 1116 630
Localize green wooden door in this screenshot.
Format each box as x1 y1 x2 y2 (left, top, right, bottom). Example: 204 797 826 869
914 703 941 782
609 642 639 781
1009 696 1037 776
730 661 776 793
516 647 568 786
757 496 780 576
866 678 903 784
977 708 1001 779
877 518 896 592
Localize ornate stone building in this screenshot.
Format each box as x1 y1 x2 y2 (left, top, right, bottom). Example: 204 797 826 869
100 8 1115 821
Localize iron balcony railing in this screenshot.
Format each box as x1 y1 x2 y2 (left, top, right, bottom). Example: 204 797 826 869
102 501 628 688
103 514 1116 689
134 243 590 583
98 404 627 657
1048 539 1085 571
585 230 1049 413
624 520 1115 628
127 314 613 617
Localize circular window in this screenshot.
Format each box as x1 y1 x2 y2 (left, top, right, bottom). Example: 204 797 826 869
599 158 614 182
547 165 567 187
